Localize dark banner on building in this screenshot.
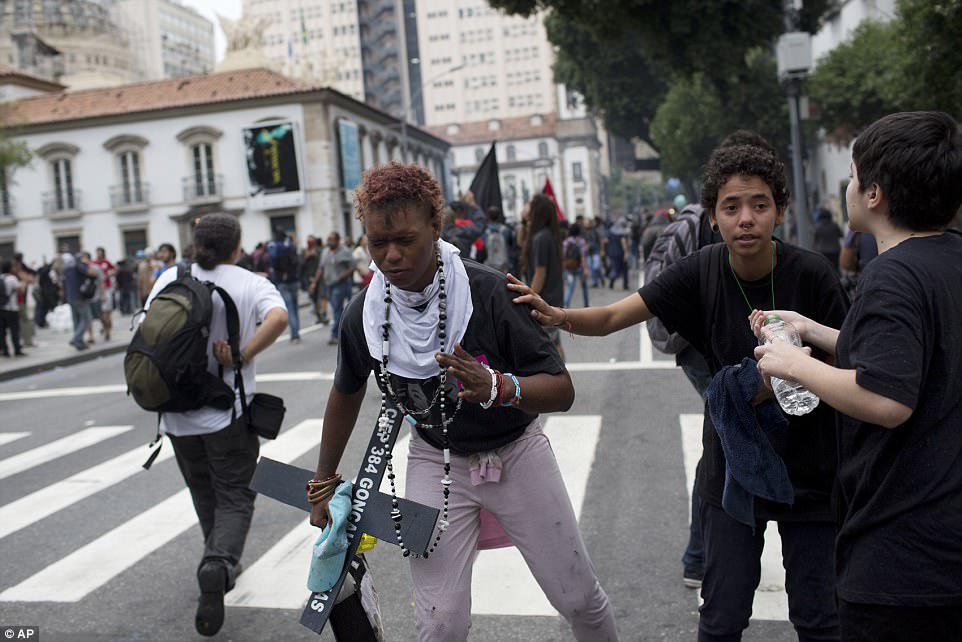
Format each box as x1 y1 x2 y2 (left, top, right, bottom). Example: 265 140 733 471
244 122 301 197
337 119 362 192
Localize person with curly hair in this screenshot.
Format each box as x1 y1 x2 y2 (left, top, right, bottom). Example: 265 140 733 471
309 162 618 641
510 143 848 642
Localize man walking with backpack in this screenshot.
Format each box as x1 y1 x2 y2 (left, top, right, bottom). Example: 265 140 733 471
63 252 97 351
267 228 301 344
138 214 287 637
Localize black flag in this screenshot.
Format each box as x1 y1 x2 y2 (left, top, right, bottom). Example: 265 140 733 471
468 142 503 213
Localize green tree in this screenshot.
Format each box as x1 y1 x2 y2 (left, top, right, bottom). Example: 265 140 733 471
897 0 962 119
607 168 668 214
0 106 32 199
547 16 665 144
650 49 789 189
806 20 905 141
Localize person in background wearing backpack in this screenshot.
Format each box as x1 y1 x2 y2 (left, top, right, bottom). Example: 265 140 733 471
143 213 287 637
0 259 26 357
64 252 97 351
483 206 512 273
563 223 590 308
268 228 301 344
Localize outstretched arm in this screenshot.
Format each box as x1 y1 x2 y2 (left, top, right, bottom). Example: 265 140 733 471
507 273 653 336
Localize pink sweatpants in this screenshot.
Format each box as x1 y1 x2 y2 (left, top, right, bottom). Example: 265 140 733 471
405 419 619 642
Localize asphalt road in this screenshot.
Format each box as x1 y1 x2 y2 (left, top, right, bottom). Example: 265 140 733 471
0 281 799 642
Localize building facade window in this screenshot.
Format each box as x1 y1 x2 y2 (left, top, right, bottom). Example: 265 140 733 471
191 143 215 197
474 147 485 163
51 158 75 211
506 145 516 162
572 161 583 182
119 151 143 204
538 142 549 159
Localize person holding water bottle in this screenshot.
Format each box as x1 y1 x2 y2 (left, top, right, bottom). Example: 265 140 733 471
509 140 848 642
752 111 962 642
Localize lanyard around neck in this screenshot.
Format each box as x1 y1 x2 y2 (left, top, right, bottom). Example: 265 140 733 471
728 241 776 314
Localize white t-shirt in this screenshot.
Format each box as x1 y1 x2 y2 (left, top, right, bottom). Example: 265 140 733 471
2 274 20 312
145 263 285 436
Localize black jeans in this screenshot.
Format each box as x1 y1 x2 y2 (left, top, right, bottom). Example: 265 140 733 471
0 309 21 354
838 599 962 642
168 419 260 577
698 501 840 642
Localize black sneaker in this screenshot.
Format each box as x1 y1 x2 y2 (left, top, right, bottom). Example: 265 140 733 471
196 561 227 636
683 567 704 589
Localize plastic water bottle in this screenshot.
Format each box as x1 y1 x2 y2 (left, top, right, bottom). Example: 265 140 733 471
760 316 820 416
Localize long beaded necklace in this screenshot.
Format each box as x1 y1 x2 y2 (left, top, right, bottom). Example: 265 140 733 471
378 249 459 558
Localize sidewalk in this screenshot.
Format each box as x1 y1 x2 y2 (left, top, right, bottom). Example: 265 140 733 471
0 312 138 383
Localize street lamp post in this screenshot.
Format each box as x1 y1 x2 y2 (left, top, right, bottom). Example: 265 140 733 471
399 62 465 162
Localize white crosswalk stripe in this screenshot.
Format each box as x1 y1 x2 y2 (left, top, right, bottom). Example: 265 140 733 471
0 432 29 448
0 419 323 603
679 413 789 621
225 433 413 610
0 439 175 542
0 426 132 481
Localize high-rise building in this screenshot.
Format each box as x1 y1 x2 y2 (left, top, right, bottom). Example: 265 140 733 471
0 0 138 90
414 2 556 126
243 0 366 101
109 0 216 81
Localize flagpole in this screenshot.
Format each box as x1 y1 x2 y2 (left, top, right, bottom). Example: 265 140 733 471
401 63 465 162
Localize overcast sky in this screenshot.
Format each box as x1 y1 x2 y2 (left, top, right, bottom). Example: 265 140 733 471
179 0 243 62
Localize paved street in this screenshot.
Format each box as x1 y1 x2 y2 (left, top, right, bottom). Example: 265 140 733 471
0 279 799 642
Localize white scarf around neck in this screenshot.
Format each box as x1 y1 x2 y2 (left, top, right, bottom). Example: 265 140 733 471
363 239 474 380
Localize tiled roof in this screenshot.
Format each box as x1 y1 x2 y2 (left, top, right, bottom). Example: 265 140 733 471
0 64 65 91
4 68 310 127
426 113 557 145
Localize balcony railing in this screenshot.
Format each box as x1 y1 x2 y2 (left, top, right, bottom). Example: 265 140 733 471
110 183 150 210
182 174 223 203
43 189 82 217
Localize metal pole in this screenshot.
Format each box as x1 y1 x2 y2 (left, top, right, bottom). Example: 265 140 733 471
787 78 812 249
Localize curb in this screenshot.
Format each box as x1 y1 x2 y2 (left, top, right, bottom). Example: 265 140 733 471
0 343 129 384
0 298 321 384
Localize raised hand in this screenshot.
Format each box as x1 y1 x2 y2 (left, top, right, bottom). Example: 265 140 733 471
436 343 493 403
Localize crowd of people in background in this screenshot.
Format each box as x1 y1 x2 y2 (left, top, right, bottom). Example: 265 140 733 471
5 184 954 359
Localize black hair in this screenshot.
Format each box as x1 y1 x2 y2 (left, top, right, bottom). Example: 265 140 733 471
701 144 790 214
853 111 962 231
158 243 177 261
521 194 562 275
449 201 471 219
719 129 774 152
193 214 241 270
568 222 582 237
487 206 503 223
329 231 341 241
0 260 11 274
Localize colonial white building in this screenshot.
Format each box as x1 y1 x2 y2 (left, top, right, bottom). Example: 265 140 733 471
0 67 448 263
430 108 604 223
808 0 897 218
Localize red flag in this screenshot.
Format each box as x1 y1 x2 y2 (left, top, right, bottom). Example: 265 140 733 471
542 177 566 221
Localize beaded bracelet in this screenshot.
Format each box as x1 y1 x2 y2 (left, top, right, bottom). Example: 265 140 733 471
480 364 499 409
502 373 522 407
554 308 574 333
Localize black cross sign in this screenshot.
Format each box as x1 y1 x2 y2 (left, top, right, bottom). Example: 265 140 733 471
250 400 440 635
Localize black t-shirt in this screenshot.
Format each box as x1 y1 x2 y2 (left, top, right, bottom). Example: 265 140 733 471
834 231 962 606
335 260 566 454
640 242 849 521
531 229 564 307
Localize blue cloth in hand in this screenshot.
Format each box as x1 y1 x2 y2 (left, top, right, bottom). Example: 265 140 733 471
307 479 353 592
707 358 793 528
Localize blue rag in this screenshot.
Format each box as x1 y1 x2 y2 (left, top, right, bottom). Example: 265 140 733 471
307 479 353 593
707 358 793 528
